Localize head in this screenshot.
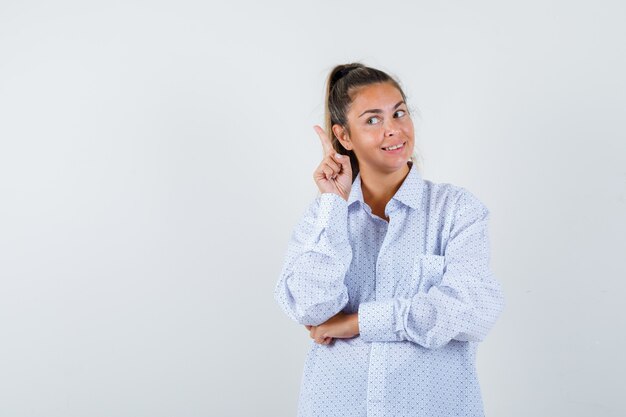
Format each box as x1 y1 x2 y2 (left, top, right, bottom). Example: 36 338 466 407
324 63 419 182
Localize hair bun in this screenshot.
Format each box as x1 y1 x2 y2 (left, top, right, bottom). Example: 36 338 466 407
330 63 362 87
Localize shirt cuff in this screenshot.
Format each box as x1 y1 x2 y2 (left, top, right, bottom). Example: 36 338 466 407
315 192 349 231
358 299 403 342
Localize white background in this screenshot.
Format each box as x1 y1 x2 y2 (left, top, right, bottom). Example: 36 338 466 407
1 1 625 416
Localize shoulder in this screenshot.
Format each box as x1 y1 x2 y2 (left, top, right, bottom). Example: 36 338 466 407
420 177 489 219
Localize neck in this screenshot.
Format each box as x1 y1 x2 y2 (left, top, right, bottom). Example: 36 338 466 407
359 162 411 212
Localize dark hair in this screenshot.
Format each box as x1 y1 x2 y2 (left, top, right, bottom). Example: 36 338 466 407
324 63 417 182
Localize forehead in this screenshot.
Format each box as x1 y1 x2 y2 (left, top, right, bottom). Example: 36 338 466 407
348 82 404 113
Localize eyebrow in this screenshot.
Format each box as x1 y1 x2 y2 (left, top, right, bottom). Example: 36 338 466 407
358 100 405 118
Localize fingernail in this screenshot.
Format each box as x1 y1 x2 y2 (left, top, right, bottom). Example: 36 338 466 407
336 153 343 158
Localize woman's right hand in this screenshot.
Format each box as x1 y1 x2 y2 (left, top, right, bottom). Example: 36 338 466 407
313 125 352 201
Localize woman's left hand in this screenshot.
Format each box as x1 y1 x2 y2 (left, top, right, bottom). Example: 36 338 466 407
305 312 360 345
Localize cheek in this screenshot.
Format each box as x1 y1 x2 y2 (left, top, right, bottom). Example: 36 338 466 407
403 123 415 137
351 130 380 147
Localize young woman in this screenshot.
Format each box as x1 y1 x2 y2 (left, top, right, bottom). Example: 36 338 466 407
274 63 505 417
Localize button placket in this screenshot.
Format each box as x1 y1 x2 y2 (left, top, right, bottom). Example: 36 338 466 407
367 203 401 416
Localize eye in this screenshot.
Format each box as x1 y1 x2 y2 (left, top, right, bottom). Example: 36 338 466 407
367 116 381 125
394 109 406 118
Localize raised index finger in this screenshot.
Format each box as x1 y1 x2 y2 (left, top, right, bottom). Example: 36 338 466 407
313 125 333 156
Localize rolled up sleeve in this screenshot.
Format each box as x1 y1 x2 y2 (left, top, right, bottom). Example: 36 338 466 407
274 193 353 326
358 189 505 348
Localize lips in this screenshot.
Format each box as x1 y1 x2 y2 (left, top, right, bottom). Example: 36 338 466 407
382 141 406 151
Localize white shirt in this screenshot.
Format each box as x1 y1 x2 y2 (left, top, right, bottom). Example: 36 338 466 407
274 161 505 417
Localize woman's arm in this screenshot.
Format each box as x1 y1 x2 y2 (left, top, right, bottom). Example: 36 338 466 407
274 192 353 326
274 126 354 327
357 189 505 349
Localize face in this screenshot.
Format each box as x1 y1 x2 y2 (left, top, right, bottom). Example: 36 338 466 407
333 82 414 176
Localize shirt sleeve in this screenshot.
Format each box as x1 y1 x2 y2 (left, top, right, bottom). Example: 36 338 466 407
274 192 353 326
357 189 505 349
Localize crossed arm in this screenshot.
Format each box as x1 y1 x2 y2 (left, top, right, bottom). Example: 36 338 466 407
275 190 504 350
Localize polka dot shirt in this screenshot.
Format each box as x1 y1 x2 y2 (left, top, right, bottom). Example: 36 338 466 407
274 161 505 417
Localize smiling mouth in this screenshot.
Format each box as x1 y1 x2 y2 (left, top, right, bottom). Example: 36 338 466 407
382 141 406 151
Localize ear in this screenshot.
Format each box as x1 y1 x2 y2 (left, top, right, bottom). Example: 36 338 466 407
332 124 353 151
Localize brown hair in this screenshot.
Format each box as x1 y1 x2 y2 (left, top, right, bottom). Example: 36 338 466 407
324 63 419 182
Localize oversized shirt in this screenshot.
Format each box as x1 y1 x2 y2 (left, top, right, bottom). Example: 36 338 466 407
274 161 505 417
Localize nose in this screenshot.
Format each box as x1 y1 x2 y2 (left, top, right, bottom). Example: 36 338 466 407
384 118 400 136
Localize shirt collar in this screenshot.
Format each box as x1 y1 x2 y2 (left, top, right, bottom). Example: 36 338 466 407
347 161 423 210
